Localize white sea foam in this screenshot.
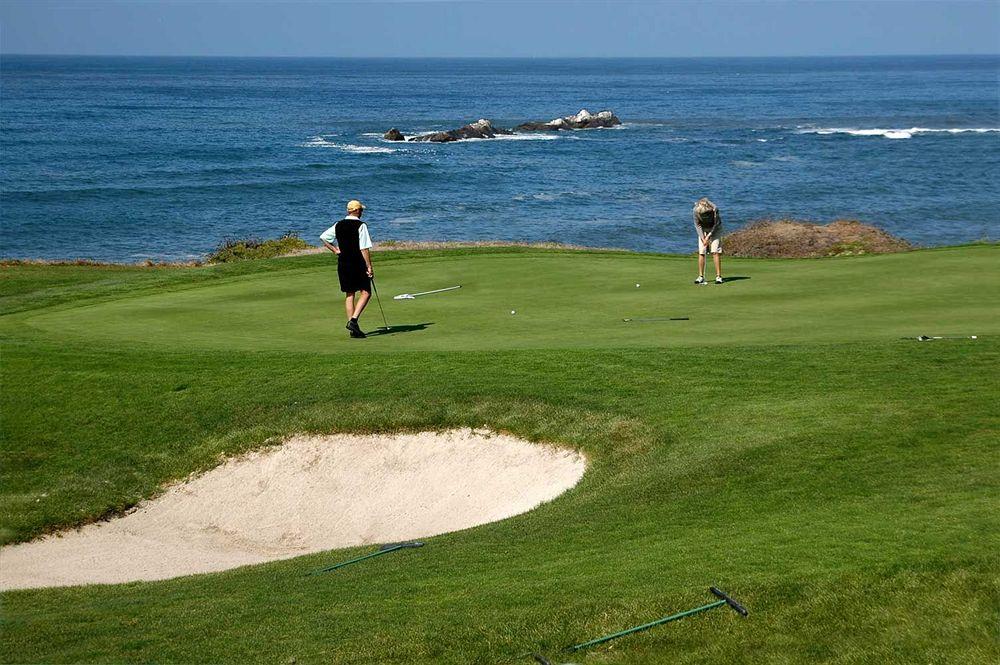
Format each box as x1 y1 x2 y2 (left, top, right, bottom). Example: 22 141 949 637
388 216 421 225
513 190 591 202
424 132 561 144
798 127 1000 140
301 136 398 153
732 160 763 168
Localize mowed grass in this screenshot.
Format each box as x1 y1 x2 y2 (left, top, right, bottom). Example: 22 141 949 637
1 246 997 664
8 245 996 351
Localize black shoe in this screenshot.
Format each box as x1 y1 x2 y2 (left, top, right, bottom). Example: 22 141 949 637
346 319 366 338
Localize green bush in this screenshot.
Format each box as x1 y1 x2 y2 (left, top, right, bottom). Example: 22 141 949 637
206 233 311 264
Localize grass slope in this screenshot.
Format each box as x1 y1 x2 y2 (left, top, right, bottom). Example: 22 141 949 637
1 246 997 664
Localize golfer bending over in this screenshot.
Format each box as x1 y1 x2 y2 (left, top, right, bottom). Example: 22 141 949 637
693 197 724 284
320 199 375 338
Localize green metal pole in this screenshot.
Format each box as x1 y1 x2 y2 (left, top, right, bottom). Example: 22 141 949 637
567 599 727 652
308 544 402 576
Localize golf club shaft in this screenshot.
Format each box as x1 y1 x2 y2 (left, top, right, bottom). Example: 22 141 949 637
371 277 389 330
309 544 402 575
567 599 726 652
411 286 461 297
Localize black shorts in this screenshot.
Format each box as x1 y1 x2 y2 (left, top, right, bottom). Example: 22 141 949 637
338 261 371 293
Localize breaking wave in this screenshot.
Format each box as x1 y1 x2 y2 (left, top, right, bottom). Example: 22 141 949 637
301 136 398 153
409 132 562 144
798 127 1000 140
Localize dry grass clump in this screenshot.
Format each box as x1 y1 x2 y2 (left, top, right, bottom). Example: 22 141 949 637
207 233 311 264
724 219 913 258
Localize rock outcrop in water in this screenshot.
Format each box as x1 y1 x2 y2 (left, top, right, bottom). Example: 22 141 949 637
409 119 513 143
515 109 621 131
383 110 622 143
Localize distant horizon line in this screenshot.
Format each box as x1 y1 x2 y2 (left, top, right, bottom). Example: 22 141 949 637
3 52 998 60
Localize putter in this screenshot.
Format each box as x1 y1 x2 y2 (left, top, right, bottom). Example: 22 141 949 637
393 285 462 300
307 541 423 576
565 587 747 652
623 317 689 322
370 276 390 330
910 335 978 341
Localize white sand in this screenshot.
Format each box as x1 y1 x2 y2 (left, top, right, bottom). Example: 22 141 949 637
0 429 585 590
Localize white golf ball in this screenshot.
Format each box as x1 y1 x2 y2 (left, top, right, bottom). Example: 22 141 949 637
635 283 641 288
510 310 516 315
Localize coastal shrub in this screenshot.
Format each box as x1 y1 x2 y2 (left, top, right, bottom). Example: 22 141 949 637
207 233 311 263
724 219 913 258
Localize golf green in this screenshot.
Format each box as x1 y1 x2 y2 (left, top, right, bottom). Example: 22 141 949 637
1 245 997 664
10 245 998 351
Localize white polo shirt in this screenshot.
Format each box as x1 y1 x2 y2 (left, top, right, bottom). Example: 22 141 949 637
319 215 373 250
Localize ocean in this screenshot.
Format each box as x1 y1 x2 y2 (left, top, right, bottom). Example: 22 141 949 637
1 55 997 261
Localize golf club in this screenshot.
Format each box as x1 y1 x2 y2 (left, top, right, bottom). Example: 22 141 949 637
909 335 978 341
623 317 689 322
307 541 423 576
370 276 390 330
566 587 747 652
393 285 462 300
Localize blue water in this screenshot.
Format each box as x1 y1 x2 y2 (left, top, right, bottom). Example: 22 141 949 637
1 55 998 261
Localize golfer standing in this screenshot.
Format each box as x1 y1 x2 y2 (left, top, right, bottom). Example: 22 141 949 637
320 200 375 338
693 197 724 284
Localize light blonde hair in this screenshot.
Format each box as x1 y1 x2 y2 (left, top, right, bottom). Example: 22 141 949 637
694 197 717 215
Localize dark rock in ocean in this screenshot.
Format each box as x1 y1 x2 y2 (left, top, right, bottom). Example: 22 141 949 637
409 119 513 143
383 128 406 141
515 109 621 131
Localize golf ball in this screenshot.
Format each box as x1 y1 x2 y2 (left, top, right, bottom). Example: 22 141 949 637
635 283 641 288
510 310 516 315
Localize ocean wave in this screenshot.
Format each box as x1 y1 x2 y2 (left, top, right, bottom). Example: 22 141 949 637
418 132 562 144
798 127 1000 140
513 190 592 202
498 133 563 141
388 216 422 225
301 136 397 153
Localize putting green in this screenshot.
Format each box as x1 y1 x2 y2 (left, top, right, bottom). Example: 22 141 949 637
15 245 998 351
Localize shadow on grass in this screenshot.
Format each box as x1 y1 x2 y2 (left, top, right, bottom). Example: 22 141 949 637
367 323 434 336
722 276 751 283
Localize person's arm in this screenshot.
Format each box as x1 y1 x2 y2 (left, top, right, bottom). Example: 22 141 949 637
319 224 340 254
694 215 708 244
359 223 374 276
362 248 373 277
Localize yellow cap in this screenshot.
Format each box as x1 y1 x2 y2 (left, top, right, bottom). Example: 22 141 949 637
346 199 365 212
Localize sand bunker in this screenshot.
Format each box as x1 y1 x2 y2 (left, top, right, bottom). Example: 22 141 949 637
0 429 585 590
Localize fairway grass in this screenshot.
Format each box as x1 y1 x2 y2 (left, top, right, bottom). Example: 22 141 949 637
1 246 997 663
